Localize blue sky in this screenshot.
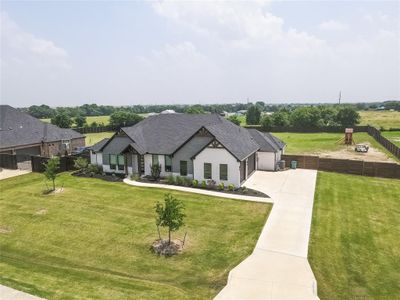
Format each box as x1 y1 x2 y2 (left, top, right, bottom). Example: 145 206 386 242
1 1 399 106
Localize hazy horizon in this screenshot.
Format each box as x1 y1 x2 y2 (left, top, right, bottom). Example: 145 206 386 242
1 1 399 106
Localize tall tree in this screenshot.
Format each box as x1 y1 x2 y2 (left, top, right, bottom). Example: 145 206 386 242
155 194 185 245
290 107 322 128
51 113 73 128
185 105 205 114
260 115 273 131
271 111 290 127
335 107 360 127
109 111 144 127
74 115 87 127
246 104 262 125
227 115 241 126
44 157 60 191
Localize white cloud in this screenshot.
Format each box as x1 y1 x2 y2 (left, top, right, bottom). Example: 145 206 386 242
152 1 326 58
0 11 70 69
318 20 348 31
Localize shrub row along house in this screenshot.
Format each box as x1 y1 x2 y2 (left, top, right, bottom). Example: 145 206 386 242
90 114 285 187
0 105 85 158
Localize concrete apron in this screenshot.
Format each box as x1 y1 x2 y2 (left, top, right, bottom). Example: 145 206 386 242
215 169 319 300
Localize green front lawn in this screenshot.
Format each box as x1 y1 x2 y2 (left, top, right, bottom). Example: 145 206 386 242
309 172 400 299
0 173 270 299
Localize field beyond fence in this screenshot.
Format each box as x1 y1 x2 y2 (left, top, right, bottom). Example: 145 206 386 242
282 154 400 179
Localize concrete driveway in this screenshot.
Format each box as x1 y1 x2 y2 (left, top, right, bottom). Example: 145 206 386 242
216 169 319 300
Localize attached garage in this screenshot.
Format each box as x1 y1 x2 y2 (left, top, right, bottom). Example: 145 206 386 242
258 152 277 171
247 129 286 172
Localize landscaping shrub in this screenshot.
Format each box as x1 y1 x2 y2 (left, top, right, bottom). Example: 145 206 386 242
130 173 140 181
176 176 184 186
228 184 235 191
87 164 102 174
218 182 224 190
166 175 175 185
201 180 207 188
207 179 216 188
150 163 162 180
240 186 248 193
184 177 192 186
74 157 88 172
192 179 198 188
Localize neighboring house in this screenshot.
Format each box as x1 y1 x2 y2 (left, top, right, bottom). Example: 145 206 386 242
90 114 285 187
0 105 85 158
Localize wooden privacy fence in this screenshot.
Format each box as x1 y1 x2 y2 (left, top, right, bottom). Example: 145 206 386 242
367 126 400 159
0 154 18 169
282 154 400 179
244 125 369 133
74 125 118 134
31 155 84 173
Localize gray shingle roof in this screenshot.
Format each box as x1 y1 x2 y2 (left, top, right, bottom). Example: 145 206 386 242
0 105 84 149
119 114 260 161
89 138 110 152
247 129 285 152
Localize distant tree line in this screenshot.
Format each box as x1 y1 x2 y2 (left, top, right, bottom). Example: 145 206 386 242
245 105 362 130
20 100 398 129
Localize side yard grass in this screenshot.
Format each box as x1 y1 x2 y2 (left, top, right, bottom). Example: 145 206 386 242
85 131 114 146
0 173 270 299
41 115 111 126
359 110 400 129
381 131 400 147
273 132 399 161
309 172 400 300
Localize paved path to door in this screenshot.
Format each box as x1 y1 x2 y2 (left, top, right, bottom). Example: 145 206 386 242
0 285 44 300
216 169 319 300
123 178 273 204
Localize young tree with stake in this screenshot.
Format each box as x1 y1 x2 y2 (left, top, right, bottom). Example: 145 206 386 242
44 157 60 191
155 194 185 245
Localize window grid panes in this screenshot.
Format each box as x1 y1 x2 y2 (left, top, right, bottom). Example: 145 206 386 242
204 163 212 179
220 164 228 180
180 160 187 176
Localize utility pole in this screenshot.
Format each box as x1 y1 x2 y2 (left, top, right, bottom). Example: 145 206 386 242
338 91 342 105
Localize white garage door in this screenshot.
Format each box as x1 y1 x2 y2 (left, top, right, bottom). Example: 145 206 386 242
257 152 276 171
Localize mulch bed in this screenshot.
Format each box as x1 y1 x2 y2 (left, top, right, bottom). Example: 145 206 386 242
72 171 124 182
137 177 269 198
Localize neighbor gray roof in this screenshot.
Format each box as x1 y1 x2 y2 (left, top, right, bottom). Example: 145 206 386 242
247 129 285 152
116 114 260 161
89 138 110 152
0 105 84 149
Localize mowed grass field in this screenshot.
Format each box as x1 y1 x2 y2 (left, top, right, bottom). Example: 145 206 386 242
41 115 110 126
85 132 114 146
309 172 400 300
0 173 270 299
359 110 400 129
273 132 398 161
381 131 400 147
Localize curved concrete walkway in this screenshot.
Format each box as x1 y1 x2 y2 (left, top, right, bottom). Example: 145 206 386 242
215 169 319 300
123 178 272 203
